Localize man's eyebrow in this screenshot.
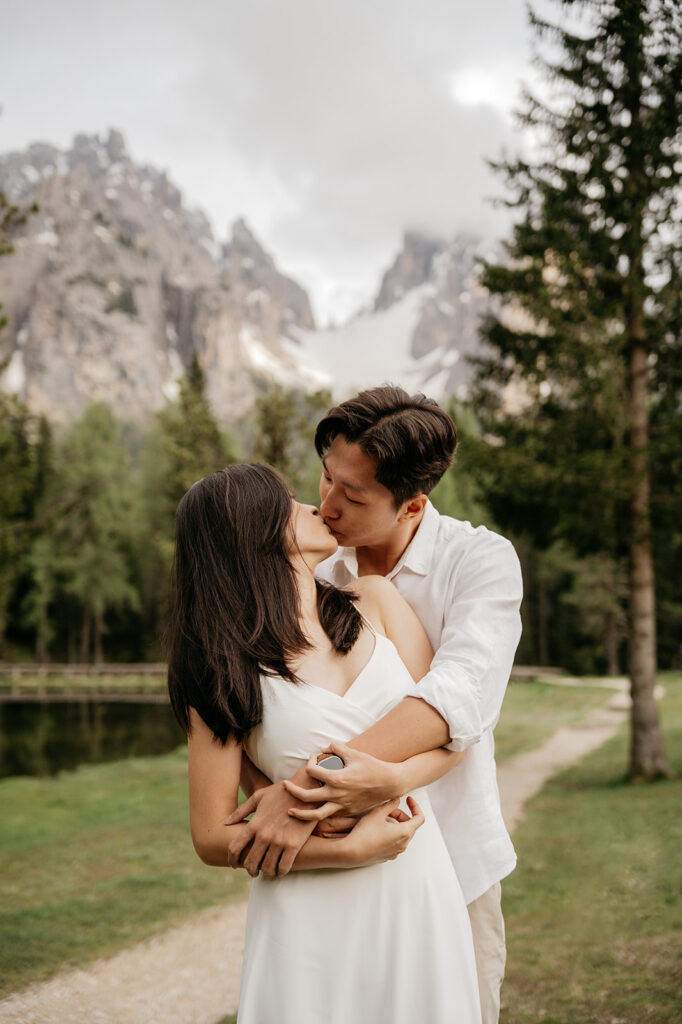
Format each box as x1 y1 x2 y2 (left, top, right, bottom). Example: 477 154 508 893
321 457 368 493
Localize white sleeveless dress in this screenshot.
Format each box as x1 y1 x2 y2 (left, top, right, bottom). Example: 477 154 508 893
240 626 482 1024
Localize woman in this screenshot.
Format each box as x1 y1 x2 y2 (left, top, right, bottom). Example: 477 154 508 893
168 464 481 1024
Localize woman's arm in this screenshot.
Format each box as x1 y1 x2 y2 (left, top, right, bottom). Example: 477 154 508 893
187 707 424 877
187 706 247 866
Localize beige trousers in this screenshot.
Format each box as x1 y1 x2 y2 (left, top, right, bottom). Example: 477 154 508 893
467 881 506 1024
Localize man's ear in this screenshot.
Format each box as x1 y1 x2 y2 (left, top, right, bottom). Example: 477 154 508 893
398 494 428 522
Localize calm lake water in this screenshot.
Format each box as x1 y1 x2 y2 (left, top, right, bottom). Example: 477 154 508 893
0 699 185 778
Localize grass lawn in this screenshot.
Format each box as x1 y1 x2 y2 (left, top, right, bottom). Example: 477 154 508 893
501 672 682 1024
494 679 613 763
0 671 167 696
0 747 249 996
0 675 672 1011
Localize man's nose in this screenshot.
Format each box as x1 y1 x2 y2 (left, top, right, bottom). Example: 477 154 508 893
320 491 339 520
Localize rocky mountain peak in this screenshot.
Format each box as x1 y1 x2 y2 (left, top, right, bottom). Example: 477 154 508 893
0 131 321 423
373 229 447 312
220 218 315 335
104 128 128 164
227 217 270 260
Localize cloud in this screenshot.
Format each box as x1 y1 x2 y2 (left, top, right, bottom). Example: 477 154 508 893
1 0 537 320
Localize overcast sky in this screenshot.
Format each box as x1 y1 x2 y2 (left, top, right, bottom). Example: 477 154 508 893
1 0 547 323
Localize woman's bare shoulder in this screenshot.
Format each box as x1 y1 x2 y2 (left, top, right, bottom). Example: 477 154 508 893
344 574 394 597
343 575 401 633
344 574 396 609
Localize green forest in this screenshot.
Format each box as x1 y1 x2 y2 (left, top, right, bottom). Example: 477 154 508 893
0 364 679 679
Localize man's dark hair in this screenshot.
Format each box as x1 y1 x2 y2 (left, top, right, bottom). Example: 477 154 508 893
315 385 457 507
167 464 360 744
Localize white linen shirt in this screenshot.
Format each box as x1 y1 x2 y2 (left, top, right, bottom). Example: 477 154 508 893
316 499 523 904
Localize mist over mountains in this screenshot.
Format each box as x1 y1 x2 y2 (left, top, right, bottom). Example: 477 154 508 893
0 130 492 422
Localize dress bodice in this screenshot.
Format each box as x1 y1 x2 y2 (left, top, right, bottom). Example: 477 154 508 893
244 631 415 783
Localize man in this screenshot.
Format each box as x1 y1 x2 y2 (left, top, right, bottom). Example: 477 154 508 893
229 385 522 1023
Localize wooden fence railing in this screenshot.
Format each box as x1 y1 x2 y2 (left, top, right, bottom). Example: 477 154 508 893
0 662 564 680
0 662 167 676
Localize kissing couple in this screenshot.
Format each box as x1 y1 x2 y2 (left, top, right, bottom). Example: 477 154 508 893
168 384 522 1024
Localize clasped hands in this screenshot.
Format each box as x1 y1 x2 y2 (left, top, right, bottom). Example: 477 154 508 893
224 743 414 879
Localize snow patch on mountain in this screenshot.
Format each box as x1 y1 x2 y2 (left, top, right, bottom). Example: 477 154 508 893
290 284 451 400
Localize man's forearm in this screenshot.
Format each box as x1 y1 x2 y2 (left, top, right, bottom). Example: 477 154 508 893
196 818 353 871
347 696 450 762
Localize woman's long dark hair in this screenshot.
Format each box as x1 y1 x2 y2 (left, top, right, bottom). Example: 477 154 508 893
167 464 360 744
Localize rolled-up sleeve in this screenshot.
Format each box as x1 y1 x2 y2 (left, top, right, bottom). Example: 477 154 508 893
408 534 523 752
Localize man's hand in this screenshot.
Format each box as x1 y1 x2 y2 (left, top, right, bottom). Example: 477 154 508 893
313 814 359 837
282 742 402 821
224 766 324 878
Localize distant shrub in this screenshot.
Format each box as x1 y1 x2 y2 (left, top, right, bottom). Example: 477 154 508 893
105 285 138 317
68 273 106 289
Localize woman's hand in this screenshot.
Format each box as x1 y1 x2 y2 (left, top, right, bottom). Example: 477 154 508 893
344 796 425 866
282 742 404 821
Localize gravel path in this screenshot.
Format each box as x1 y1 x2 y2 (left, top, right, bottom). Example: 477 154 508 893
497 686 633 831
0 901 248 1024
0 684 637 1024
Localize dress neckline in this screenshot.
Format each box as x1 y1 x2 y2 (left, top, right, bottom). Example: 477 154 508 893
298 627 384 701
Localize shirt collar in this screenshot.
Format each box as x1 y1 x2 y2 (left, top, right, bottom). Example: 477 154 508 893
331 545 359 581
387 498 440 579
332 499 440 581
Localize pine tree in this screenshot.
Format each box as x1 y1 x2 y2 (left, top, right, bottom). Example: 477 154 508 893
44 403 140 663
0 392 34 654
139 355 236 654
152 353 235 512
251 384 332 498
430 401 496 528
22 534 58 661
475 0 681 778
21 416 56 660
0 187 39 653
252 385 300 480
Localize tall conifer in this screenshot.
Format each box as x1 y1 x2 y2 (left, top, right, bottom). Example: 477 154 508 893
475 0 681 778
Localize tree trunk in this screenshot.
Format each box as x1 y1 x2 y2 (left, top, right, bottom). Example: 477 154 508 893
94 610 104 664
68 620 76 663
605 610 620 677
626 339 671 779
622 42 672 779
538 576 549 667
0 582 7 658
80 604 91 664
35 611 48 662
